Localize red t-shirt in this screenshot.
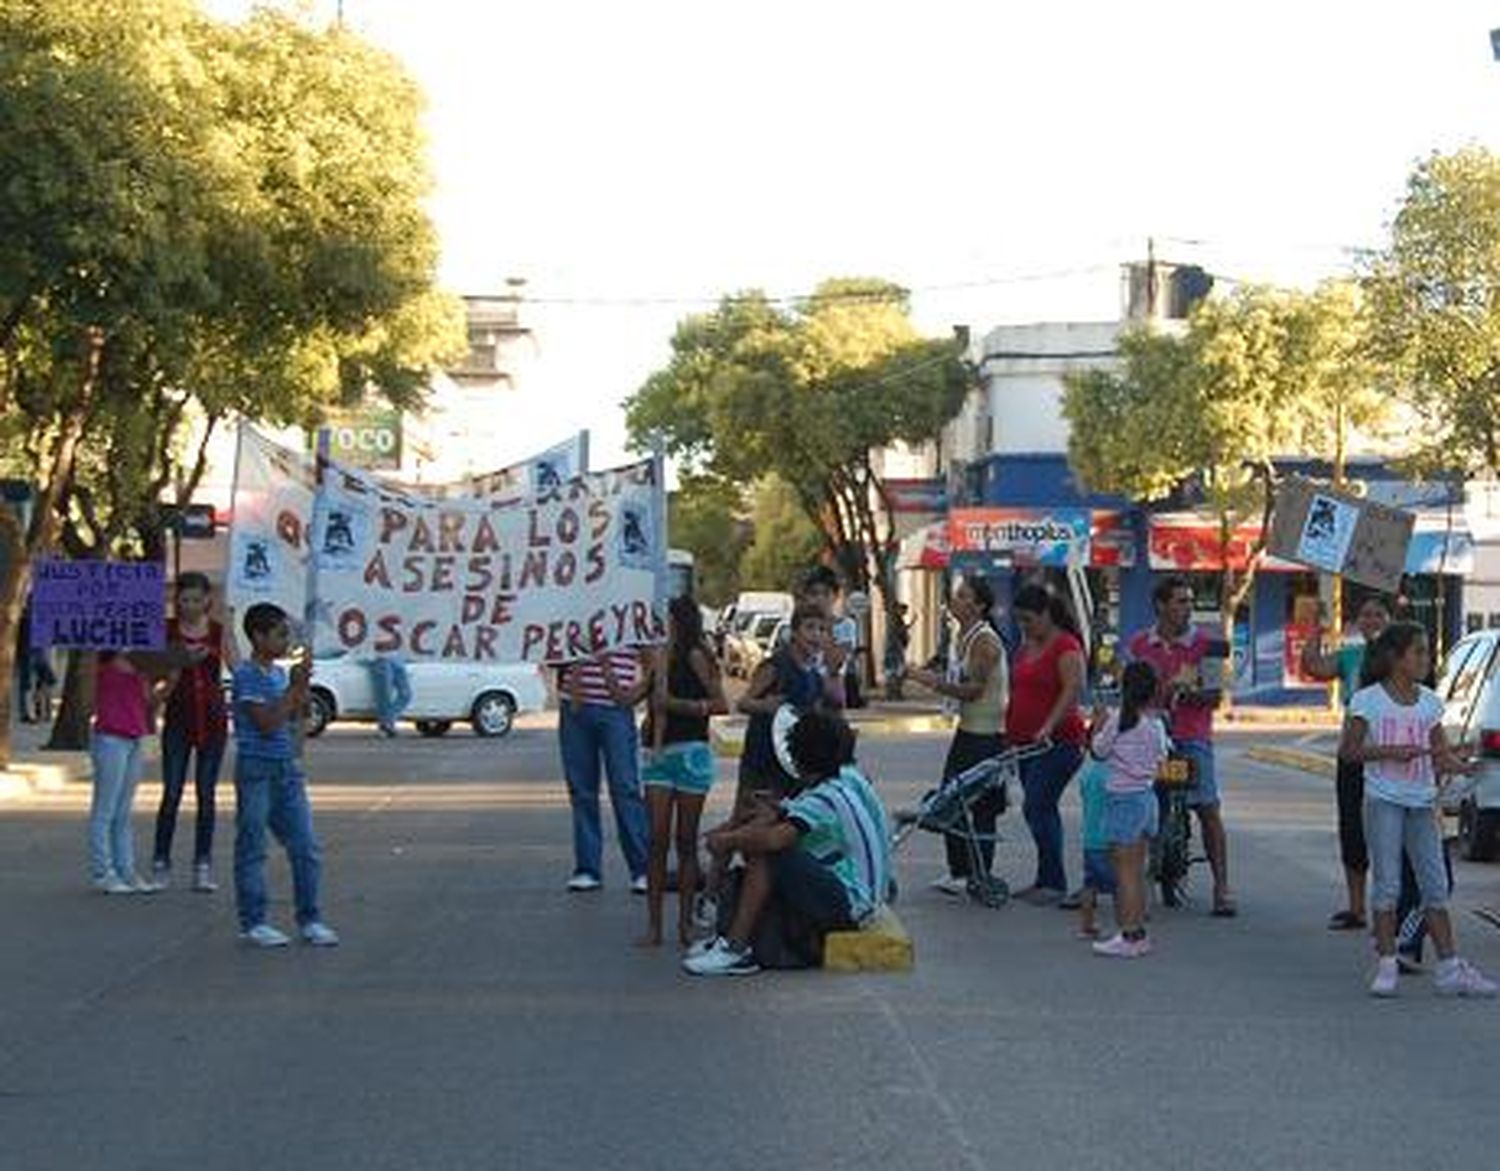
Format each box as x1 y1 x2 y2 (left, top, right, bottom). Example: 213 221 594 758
1005 631 1086 745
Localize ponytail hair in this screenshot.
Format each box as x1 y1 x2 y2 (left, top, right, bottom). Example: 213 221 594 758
1012 583 1080 639
1117 660 1158 734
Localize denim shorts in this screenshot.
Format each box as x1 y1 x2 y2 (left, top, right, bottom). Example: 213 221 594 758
641 741 716 796
1104 788 1159 845
1174 739 1219 808
1083 847 1116 894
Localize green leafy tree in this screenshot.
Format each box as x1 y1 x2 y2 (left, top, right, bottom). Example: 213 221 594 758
626 278 971 636
0 1 462 758
1366 147 1500 475
667 474 751 607
1063 283 1382 701
740 476 825 594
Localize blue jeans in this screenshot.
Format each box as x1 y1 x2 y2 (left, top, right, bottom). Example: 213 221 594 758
369 657 413 729
234 755 324 930
1020 742 1083 892
559 703 649 881
88 733 144 881
153 726 226 866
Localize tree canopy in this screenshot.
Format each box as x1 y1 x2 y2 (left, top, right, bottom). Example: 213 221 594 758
0 0 462 758
1366 146 1500 475
626 278 971 611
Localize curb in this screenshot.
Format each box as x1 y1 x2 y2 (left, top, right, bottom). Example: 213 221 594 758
0 758 82 799
710 713 954 759
1244 745 1335 777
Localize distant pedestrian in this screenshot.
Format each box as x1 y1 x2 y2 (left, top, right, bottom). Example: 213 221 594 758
1086 661 1169 958
1126 576 1236 917
883 602 910 700
908 577 1008 896
88 651 163 895
1339 622 1492 997
558 648 652 893
368 652 412 737
1007 584 1087 904
639 596 728 947
1300 594 1391 930
151 572 234 892
231 603 339 948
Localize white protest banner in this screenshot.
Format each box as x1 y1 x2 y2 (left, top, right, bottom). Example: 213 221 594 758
307 454 667 664
225 425 592 634
225 425 317 627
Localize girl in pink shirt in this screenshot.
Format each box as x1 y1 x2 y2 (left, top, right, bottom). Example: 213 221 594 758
1087 661 1169 958
88 652 160 895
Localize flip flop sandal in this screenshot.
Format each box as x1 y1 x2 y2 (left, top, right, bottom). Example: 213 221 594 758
1327 911 1366 931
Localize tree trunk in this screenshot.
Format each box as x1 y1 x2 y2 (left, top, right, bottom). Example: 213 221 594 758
44 649 95 751
0 506 27 769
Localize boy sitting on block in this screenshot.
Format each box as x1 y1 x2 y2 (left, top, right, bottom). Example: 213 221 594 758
684 709 891 977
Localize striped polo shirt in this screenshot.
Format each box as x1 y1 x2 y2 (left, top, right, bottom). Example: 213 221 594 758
782 765 892 922
566 650 643 706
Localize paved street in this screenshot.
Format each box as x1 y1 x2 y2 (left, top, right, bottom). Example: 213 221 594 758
2 720 1498 1171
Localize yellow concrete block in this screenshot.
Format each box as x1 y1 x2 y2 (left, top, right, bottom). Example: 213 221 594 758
822 907 914 973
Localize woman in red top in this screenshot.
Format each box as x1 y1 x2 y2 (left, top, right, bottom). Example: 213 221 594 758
151 573 235 892
1006 584 1087 904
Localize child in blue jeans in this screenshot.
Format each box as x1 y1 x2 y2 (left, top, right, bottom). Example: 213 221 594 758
231 603 339 949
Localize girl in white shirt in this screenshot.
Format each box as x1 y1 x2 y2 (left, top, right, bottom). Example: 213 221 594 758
1339 622 1493 998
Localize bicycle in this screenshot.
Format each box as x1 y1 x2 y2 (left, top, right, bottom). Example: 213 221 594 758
1150 754 1206 907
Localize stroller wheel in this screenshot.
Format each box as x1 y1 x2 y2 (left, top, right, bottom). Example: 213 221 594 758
969 875 1010 909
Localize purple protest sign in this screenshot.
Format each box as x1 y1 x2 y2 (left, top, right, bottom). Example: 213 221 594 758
30 560 166 650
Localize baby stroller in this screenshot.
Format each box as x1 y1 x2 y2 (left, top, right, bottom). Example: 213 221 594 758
892 741 1052 908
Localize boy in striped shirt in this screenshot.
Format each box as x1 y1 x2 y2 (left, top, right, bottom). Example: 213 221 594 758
685 710 891 977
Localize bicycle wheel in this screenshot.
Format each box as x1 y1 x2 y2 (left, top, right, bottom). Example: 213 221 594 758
1153 790 1190 907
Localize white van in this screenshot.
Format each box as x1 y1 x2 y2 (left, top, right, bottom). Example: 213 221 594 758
715 590 794 657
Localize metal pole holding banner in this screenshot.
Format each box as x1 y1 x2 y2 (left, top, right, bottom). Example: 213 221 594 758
294 427 332 759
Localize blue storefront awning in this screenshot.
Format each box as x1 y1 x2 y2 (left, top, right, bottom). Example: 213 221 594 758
1405 529 1475 575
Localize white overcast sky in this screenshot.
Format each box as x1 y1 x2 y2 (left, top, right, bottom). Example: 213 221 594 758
207 1 1500 466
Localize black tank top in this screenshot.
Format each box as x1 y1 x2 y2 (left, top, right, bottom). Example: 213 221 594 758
661 647 711 745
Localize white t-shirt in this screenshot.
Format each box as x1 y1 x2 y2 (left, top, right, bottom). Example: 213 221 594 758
1347 683 1445 808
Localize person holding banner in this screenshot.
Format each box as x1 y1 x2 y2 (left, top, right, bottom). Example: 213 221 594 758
559 649 653 893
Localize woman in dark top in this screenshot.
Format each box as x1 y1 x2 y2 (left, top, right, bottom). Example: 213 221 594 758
639 595 728 947
1007 583 1087 905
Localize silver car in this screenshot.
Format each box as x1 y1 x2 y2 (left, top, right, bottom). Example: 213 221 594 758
1435 629 1500 861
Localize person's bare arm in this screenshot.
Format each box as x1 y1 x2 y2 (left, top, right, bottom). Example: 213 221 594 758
708 815 799 857
1431 724 1478 776
668 648 728 718
1340 714 1426 765
914 637 997 702
737 660 783 716
1036 648 1085 741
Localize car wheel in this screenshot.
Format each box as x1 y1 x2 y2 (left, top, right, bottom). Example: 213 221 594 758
1459 801 1499 863
471 691 516 738
414 719 452 738
306 689 335 738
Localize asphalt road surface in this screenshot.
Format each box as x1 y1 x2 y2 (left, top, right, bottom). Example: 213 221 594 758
2 719 1498 1171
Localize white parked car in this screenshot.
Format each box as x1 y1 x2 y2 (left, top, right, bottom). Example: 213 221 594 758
1435 629 1500 861
303 651 547 739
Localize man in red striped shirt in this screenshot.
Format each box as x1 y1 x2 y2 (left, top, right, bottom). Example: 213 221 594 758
559 649 653 892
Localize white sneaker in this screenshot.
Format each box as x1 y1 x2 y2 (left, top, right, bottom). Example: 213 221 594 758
150 861 171 890
1434 957 1498 998
682 936 759 977
94 872 134 895
300 921 340 947
1370 956 1400 998
191 864 218 893
566 872 602 892
126 873 165 895
240 923 291 948
931 875 969 897
1092 932 1151 959
630 874 649 896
